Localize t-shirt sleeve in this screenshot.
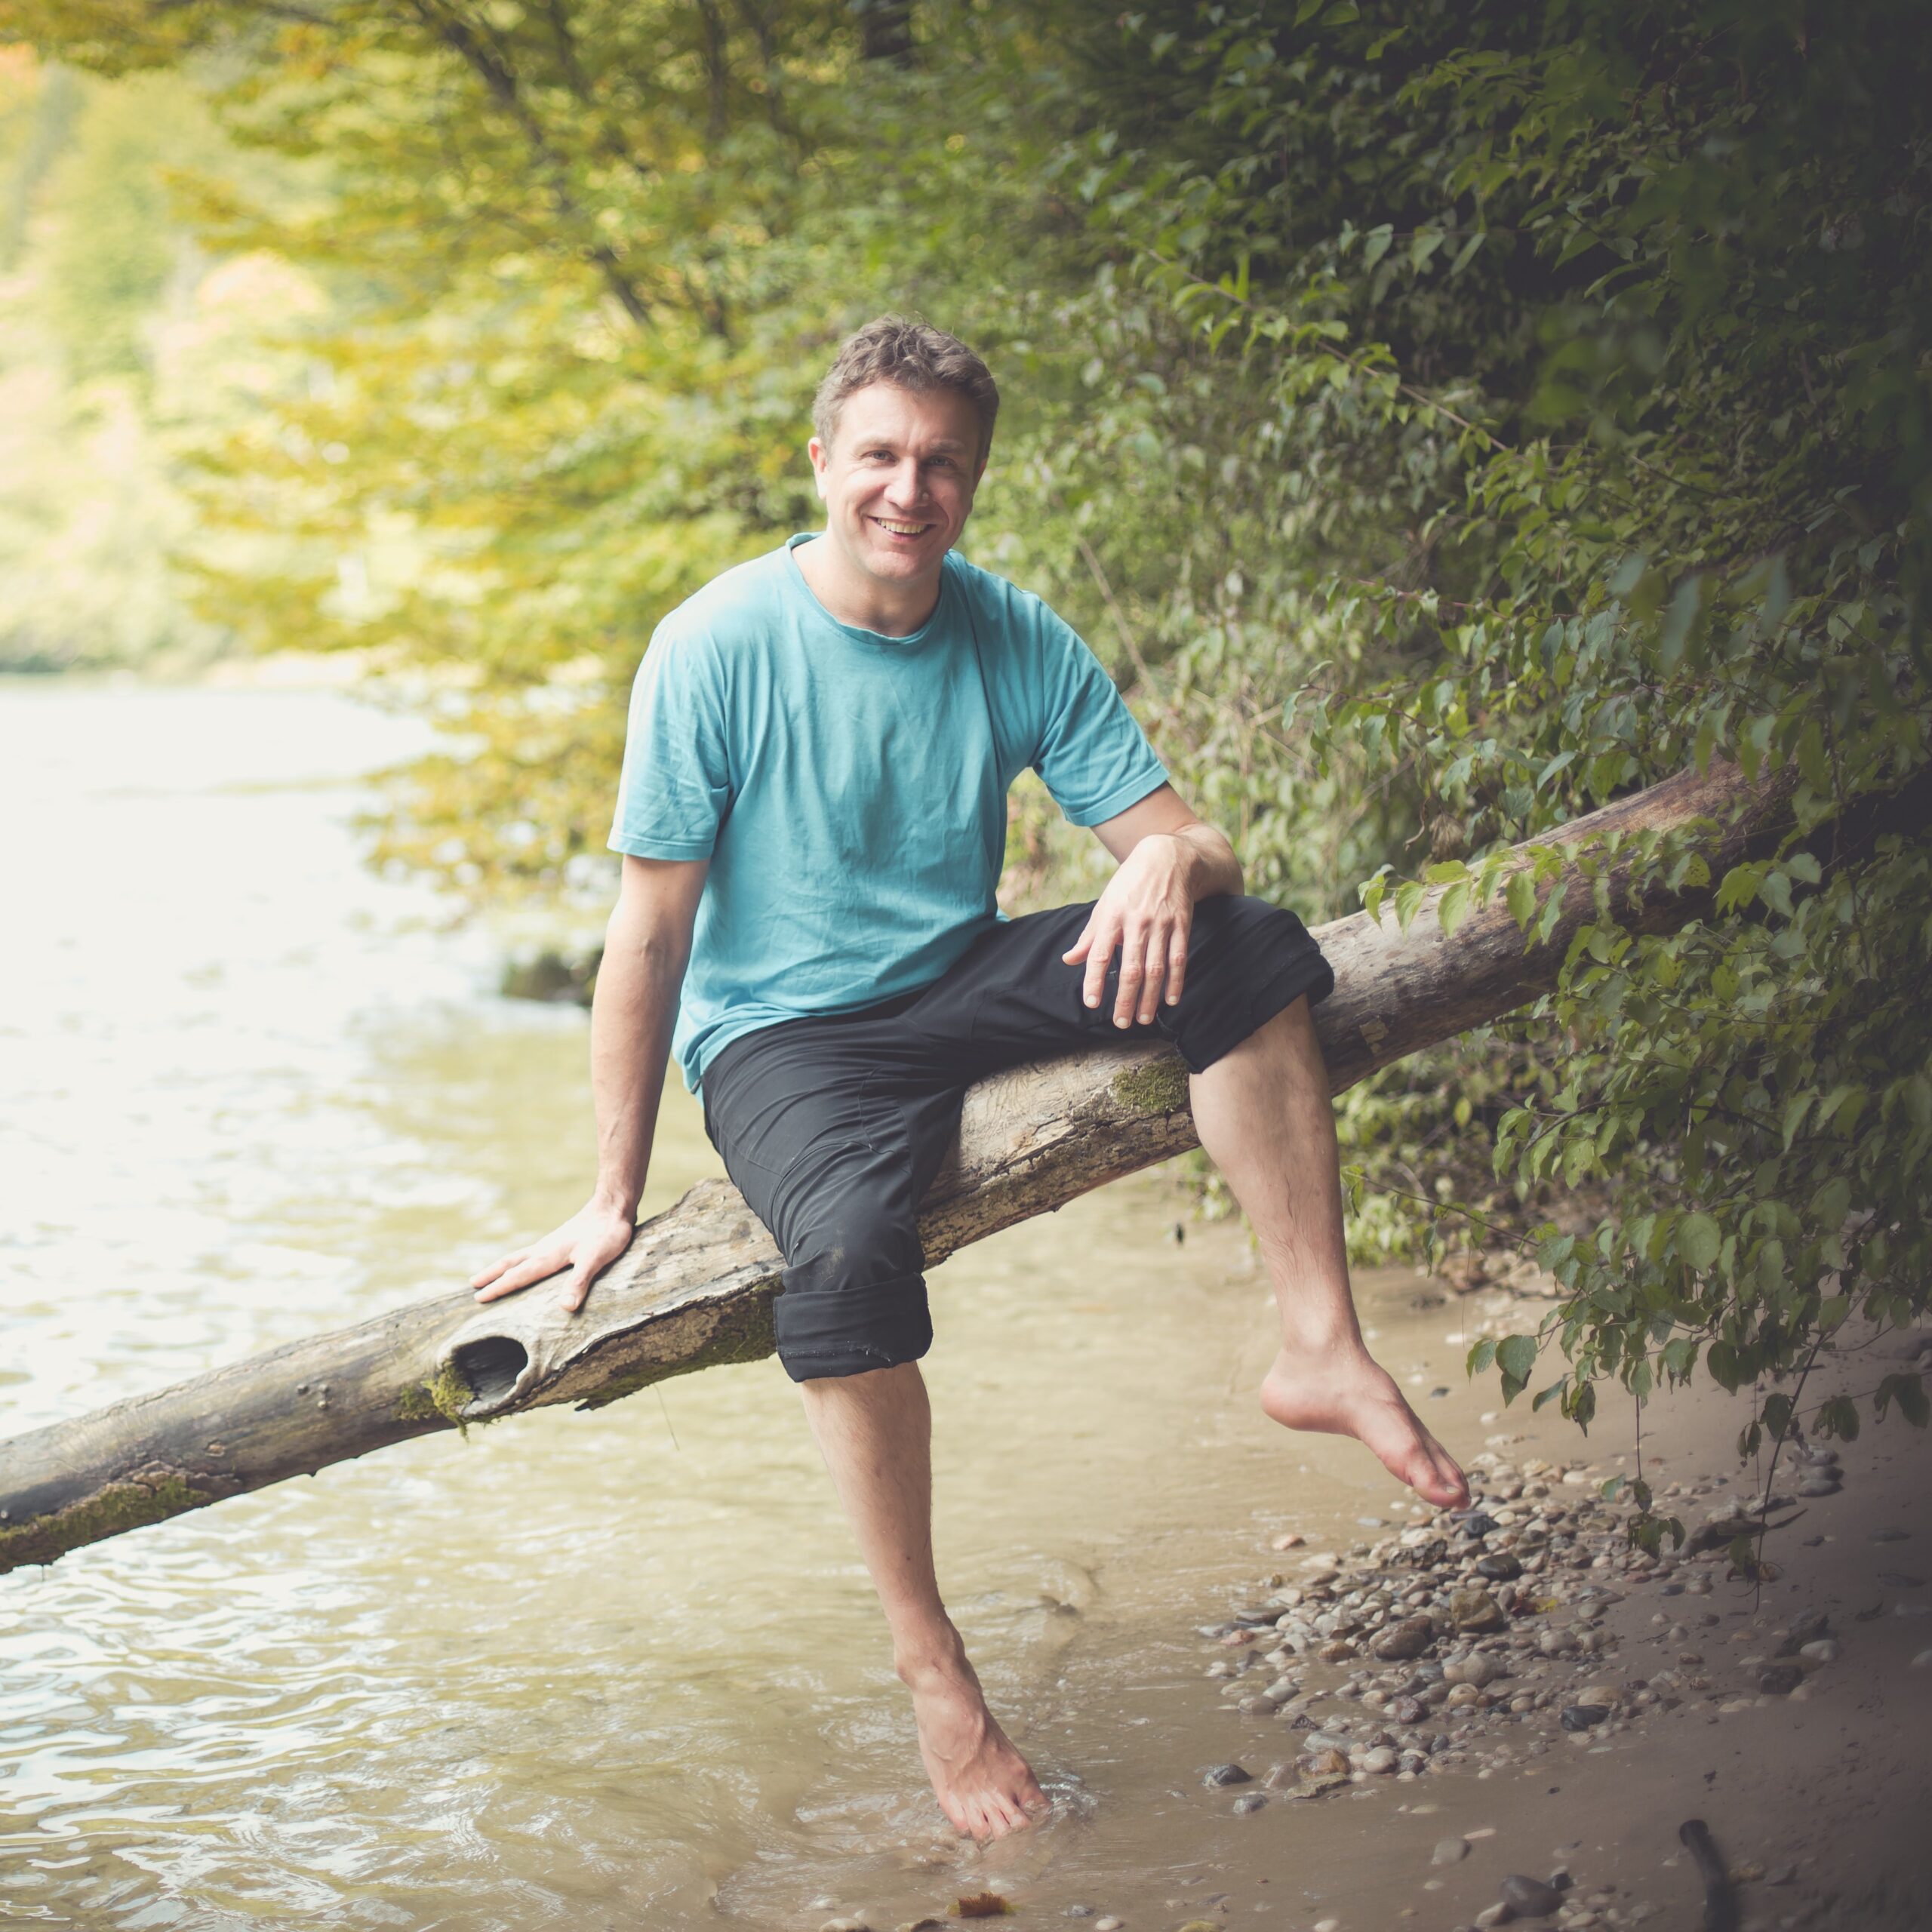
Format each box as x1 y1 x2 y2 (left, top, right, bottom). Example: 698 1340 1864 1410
608 626 733 860
1028 605 1170 826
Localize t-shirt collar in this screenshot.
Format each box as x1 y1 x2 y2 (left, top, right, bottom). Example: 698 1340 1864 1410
783 532 952 649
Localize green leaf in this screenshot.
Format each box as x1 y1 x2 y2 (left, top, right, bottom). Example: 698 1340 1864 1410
1882 1372 1930 1429
1814 1395 1861 1441
1675 1213 1721 1271
1658 574 1701 668
1660 1336 1697 1379
1810 1175 1851 1234
1438 879 1472 935
1496 1332 1537 1395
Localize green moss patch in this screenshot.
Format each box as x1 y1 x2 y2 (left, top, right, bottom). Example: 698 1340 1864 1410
1110 1057 1190 1117
394 1358 477 1435
0 1469 220 1574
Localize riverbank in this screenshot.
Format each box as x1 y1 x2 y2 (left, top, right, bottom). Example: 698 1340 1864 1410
789 1309 1931 1932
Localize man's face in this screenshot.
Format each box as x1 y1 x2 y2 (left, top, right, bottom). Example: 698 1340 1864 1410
808 381 986 592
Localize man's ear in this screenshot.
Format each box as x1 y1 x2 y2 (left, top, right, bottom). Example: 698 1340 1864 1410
807 435 831 497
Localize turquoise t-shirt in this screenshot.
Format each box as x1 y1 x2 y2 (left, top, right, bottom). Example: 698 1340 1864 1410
609 534 1169 1089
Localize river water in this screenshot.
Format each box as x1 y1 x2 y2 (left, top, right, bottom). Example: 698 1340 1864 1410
0 681 1497 1930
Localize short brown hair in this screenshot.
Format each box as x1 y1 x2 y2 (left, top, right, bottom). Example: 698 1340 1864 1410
813 316 1000 466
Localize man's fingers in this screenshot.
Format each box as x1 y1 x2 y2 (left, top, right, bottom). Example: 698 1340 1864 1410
468 1249 526 1290
1137 922 1171 1024
1061 915 1097 966
556 1233 632 1312
1164 923 1189 1007
1112 920 1149 1026
472 1245 568 1303
1081 915 1121 1008
557 1261 592 1314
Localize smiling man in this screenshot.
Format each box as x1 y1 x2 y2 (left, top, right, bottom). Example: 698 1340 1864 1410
472 318 1468 1841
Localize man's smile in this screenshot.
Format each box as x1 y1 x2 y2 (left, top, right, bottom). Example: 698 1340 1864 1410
871 515 935 536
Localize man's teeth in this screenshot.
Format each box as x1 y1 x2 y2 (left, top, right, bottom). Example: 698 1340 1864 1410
875 519 929 534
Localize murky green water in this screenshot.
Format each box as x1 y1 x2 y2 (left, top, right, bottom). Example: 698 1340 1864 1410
1 681 1493 1930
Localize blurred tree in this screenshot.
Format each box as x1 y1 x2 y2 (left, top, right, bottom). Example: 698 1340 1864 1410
0 57 264 667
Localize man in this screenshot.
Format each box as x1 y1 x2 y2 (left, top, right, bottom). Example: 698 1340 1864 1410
472 318 1468 1842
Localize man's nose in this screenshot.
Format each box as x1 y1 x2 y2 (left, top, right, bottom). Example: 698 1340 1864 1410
883 458 927 505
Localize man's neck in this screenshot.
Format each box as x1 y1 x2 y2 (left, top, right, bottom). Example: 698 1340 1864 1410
795 532 944 638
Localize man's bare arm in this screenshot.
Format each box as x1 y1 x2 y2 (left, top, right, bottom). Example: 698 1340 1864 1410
471 854 708 1312
1064 783 1241 1027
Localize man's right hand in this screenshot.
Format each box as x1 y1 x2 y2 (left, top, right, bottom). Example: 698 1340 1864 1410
469 1198 638 1313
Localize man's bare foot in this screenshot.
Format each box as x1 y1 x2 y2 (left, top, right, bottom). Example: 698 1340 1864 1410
1260 1344 1470 1509
900 1650 1048 1841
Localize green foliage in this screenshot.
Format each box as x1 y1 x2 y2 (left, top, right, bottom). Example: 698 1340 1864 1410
40 66 179 376
1004 0 1932 1472
0 56 268 669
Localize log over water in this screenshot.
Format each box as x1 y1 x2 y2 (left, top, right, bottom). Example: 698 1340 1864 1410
0 761 1808 1574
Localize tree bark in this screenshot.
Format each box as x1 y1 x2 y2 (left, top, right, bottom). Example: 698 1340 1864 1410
0 760 1801 1574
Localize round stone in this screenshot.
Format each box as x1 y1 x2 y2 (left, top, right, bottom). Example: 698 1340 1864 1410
1449 1586 1509 1634
1500 1872 1567 1917
1372 1616 1436 1662
1559 1703 1609 1730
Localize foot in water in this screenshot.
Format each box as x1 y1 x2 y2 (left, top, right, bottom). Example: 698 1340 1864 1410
900 1651 1048 1841
1260 1343 1469 1509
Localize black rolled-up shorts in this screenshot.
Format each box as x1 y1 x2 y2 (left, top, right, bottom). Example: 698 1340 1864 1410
699 894 1334 1383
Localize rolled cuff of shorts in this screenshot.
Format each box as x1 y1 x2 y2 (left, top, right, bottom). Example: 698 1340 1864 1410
773 1271 934 1383
1175 937 1337 1075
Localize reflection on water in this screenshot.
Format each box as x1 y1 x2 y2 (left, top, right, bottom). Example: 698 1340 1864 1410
1 681 1484 1929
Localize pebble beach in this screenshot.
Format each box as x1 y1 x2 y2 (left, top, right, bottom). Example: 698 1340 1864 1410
804 1321 1932 1932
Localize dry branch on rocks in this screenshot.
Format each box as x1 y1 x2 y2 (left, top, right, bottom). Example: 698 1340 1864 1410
0 760 1804 1576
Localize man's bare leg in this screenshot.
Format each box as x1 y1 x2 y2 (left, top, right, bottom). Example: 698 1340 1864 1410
1189 996 1470 1509
799 1361 1048 1839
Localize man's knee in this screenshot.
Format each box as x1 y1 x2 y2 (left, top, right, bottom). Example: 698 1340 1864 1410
774 1211 932 1383
1168 894 1335 1073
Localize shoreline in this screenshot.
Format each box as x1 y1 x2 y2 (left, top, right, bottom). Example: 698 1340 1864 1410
1152 1322 1932 1932
793 1309 1931 1932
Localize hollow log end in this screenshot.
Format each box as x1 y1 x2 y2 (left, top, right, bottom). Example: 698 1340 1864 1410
0 1465 235 1575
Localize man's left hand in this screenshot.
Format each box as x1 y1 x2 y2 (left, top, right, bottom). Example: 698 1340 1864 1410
1062 832 1200 1027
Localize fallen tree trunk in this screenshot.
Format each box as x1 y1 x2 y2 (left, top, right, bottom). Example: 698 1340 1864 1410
0 759 1803 1575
